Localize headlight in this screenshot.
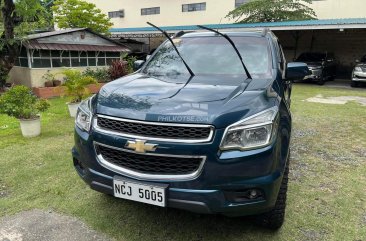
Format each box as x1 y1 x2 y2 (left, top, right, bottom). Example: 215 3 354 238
220 106 279 151
354 67 362 72
75 96 93 132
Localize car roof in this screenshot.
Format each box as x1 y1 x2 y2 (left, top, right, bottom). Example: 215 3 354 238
180 31 269 38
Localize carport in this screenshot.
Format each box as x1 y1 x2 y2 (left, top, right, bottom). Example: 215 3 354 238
110 18 366 79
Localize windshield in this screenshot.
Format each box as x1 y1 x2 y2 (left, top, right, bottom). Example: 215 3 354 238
142 36 272 79
361 55 366 63
296 52 326 62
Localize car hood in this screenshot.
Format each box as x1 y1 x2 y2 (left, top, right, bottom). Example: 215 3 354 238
355 63 366 68
303 61 323 68
95 73 278 128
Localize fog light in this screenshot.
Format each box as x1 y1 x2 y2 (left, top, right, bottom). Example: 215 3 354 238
224 188 265 202
249 190 258 199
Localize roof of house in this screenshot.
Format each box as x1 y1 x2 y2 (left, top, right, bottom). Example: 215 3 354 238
27 28 87 40
26 28 130 52
24 41 128 52
110 18 366 33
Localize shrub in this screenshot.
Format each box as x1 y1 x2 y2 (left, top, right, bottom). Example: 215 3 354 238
62 69 98 103
83 68 110 83
108 60 129 80
0 66 9 89
122 54 137 74
0 85 50 119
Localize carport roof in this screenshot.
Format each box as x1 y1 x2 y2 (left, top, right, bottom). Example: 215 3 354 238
110 18 366 34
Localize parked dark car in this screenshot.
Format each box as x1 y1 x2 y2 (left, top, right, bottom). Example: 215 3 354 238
72 29 310 229
126 51 148 61
296 52 337 85
351 55 366 87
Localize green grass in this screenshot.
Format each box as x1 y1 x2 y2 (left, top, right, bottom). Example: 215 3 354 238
1 85 366 241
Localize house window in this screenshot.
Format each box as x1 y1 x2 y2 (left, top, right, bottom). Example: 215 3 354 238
141 7 160 15
15 47 29 67
108 10 124 18
235 0 248 8
27 49 122 68
182 2 206 12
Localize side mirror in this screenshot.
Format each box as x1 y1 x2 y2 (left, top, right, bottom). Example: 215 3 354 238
146 55 151 61
286 62 311 81
133 60 145 71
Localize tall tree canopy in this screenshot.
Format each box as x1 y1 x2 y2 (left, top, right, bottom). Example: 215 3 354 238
52 0 112 35
227 0 317 23
0 0 51 87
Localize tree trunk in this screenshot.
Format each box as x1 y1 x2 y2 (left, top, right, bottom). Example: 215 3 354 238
0 0 19 88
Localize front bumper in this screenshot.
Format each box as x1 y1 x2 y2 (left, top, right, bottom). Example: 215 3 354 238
352 71 366 82
304 68 323 81
72 125 286 217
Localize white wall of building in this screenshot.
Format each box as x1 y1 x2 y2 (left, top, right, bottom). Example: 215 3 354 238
87 0 366 29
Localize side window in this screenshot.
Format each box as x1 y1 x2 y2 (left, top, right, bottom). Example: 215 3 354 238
272 39 284 70
279 44 286 71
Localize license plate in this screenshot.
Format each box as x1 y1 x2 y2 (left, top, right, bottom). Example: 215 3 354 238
113 178 167 207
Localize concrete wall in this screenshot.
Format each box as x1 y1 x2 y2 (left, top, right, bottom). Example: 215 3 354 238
88 0 366 29
9 66 108 88
274 29 366 75
9 67 32 87
88 0 235 28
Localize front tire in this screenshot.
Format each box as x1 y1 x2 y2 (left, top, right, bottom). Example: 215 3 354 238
255 159 289 229
351 81 359 87
317 77 325 85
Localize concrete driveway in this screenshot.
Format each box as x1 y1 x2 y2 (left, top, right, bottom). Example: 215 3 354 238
0 209 112 241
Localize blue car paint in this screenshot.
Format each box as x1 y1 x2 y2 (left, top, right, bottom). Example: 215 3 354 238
72 31 304 216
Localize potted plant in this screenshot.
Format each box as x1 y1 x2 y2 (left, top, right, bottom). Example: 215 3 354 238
0 85 50 137
42 70 62 87
61 69 97 117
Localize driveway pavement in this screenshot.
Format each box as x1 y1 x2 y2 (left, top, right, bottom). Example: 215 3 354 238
0 209 112 241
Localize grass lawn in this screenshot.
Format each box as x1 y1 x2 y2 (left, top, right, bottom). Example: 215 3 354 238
0 84 366 241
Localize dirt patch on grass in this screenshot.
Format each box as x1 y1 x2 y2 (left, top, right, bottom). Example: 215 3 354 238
300 228 327 241
0 209 112 241
362 213 366 226
0 180 9 198
305 95 366 106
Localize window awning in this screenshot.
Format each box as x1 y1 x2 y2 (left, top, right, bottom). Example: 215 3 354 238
24 40 130 52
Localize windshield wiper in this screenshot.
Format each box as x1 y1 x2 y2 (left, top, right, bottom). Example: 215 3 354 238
197 25 252 80
147 22 194 77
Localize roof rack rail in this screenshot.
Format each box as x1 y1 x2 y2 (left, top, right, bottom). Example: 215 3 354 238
173 30 195 38
261 28 270 37
173 31 185 38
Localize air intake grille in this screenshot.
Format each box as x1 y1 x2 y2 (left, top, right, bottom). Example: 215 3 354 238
97 116 212 141
96 144 203 175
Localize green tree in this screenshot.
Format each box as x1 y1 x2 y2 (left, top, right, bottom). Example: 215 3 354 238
0 0 51 88
52 0 112 35
227 0 317 23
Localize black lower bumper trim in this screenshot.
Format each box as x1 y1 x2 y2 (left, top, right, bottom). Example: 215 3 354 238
168 199 212 214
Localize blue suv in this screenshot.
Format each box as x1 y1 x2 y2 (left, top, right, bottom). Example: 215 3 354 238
72 27 309 229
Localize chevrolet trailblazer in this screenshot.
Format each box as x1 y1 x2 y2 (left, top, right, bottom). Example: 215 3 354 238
72 24 310 229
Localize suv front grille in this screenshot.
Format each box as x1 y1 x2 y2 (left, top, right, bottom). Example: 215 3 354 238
95 143 204 176
96 115 213 142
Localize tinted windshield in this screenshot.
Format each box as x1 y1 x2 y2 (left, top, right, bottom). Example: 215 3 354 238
361 55 366 63
296 52 326 62
142 36 272 79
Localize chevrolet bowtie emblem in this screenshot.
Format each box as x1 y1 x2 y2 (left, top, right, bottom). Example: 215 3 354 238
125 140 157 153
